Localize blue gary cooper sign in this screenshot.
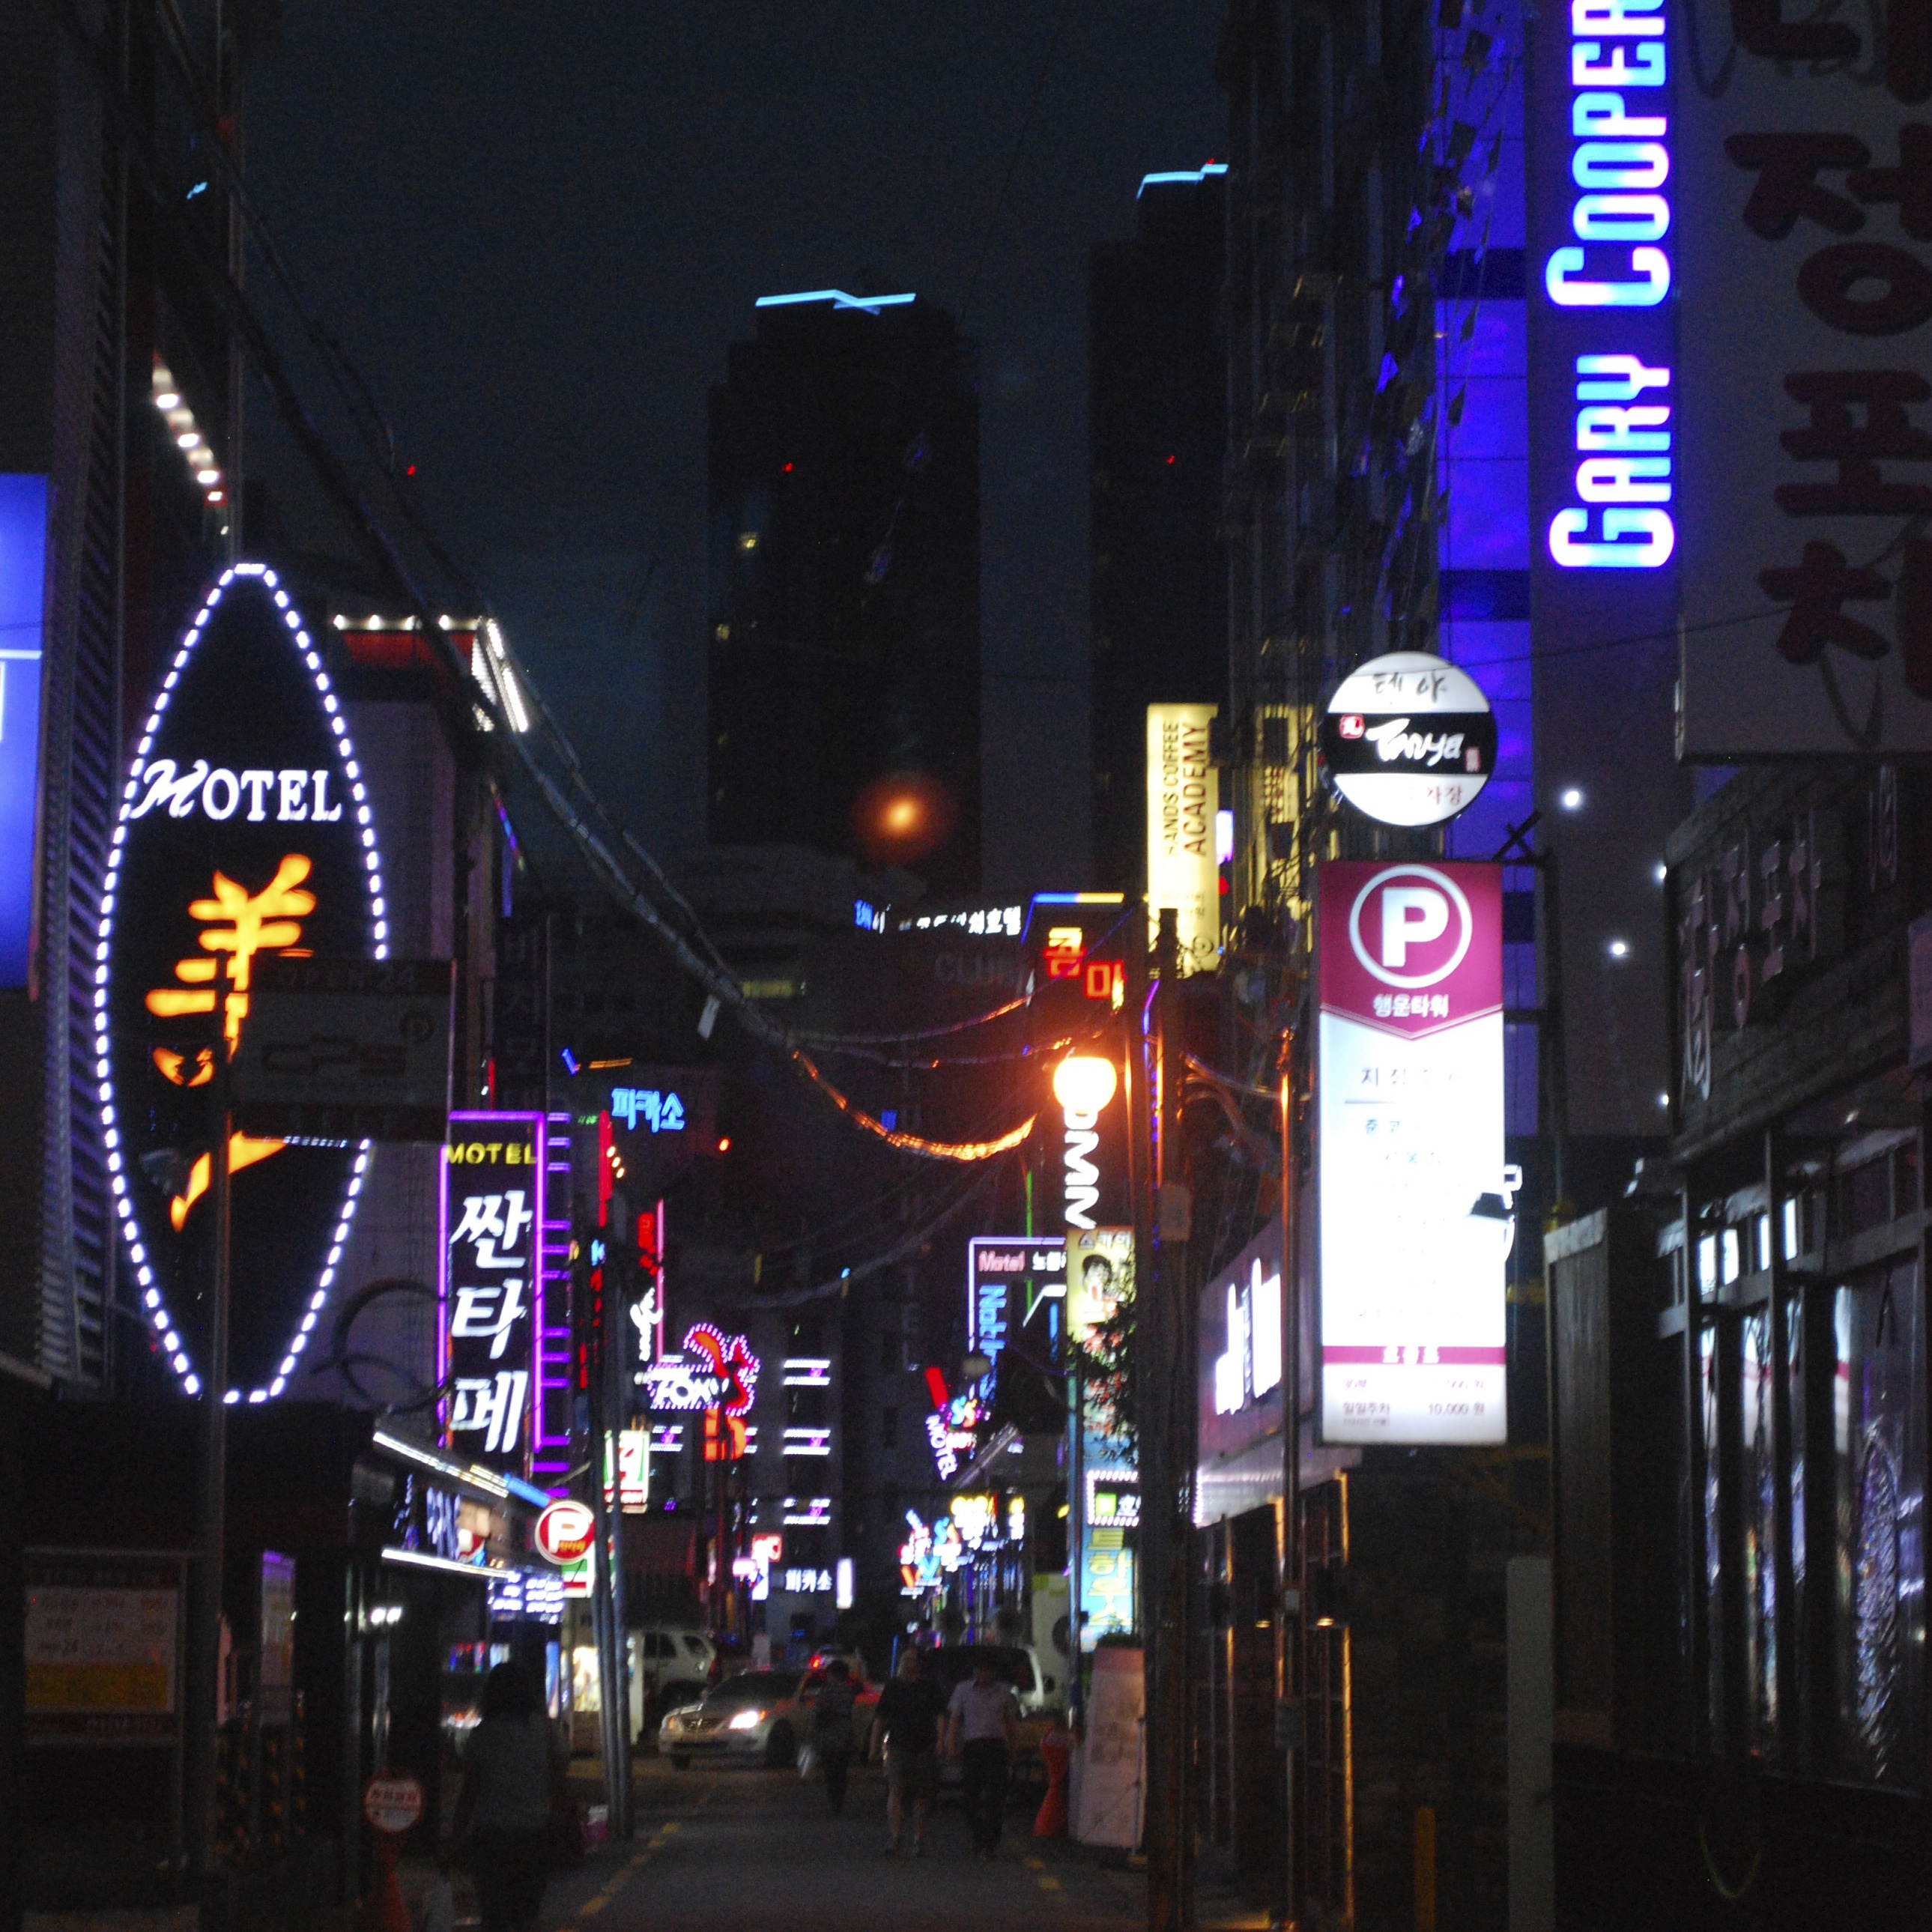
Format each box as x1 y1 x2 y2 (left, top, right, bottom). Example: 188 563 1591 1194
98 565 388 1402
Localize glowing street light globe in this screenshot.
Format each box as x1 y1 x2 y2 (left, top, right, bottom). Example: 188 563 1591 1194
1053 1054 1118 1115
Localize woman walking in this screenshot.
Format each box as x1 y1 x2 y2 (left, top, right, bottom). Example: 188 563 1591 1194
452 1662 562 1932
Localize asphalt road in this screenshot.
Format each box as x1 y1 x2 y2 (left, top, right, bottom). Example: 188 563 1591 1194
542 1757 1147 1932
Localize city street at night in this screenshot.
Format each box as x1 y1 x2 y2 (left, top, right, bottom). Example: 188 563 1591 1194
541 1761 1150 1932
7 0 1932 1928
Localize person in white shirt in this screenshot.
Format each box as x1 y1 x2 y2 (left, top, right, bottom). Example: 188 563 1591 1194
943 1659 1021 1860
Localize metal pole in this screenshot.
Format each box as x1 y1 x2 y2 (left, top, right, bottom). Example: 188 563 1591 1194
602 1245 633 1837
1280 1014 1301 1931
586 1204 630 1841
1146 911 1192 1931
184 1038 232 1875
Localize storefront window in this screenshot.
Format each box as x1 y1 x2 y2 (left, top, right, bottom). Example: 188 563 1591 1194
1834 1265 1924 1786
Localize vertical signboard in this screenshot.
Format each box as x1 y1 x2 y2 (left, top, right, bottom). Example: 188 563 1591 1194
967 1235 1066 1366
1670 1 1932 751
1318 863 1508 1445
443 1112 543 1474
100 565 386 1402
1527 0 1679 697
0 475 46 987
1145 703 1220 972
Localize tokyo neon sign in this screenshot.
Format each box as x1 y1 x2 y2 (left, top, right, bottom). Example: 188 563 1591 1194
1544 0 1675 570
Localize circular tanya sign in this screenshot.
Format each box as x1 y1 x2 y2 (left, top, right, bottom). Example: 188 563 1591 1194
535 1498 596 1565
1319 651 1496 829
98 565 388 1402
363 1772 426 1837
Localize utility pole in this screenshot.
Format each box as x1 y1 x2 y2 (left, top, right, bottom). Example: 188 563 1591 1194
184 1028 232 1875
1145 910 1193 1931
1279 1009 1302 1932
588 1192 632 1841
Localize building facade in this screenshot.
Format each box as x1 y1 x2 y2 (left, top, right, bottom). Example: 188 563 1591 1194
1089 165 1229 897
707 291 982 894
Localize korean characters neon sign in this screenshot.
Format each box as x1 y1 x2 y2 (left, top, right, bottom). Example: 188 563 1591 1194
1542 0 1676 570
442 1115 543 1474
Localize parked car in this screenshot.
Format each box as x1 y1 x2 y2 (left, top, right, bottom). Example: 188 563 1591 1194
658 1670 805 1769
627 1626 716 1743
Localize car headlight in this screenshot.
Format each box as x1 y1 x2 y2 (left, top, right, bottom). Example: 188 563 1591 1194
727 1707 764 1730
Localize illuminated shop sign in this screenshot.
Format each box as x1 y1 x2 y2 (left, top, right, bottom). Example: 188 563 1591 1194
1316 864 1509 1445
1539 0 1674 571
1318 653 1495 829
0 476 47 988
1145 703 1220 973
1053 1056 1119 1232
486 1569 564 1624
98 565 385 1402
1673 0 1932 751
443 1115 543 1473
1212 1253 1283 1419
921 1366 989 1483
638 1324 760 1414
608 1086 685 1133
629 1200 666 1369
1085 1468 1140 1530
898 1509 964 1593
782 1566 835 1594
967 1236 1066 1364
896 903 1024 936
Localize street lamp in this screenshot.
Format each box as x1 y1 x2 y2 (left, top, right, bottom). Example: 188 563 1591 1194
1053 1054 1118 1115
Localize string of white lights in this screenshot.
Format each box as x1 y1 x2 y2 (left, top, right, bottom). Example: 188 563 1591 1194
95 564 387 1404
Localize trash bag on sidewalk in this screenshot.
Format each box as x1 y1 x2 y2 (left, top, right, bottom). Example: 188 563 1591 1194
418 1876 455 1932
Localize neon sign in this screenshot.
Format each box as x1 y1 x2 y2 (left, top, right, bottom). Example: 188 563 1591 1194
442 1115 542 1471
0 476 47 987
1542 0 1675 570
608 1087 685 1133
97 566 385 1402
637 1324 760 1414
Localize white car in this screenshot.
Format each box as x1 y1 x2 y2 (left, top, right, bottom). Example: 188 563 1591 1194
628 1627 716 1741
658 1671 806 1769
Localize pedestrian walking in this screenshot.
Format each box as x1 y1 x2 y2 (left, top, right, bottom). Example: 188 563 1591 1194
452 1662 563 1932
809 1659 859 1814
869 1647 948 1856
944 1657 1020 1862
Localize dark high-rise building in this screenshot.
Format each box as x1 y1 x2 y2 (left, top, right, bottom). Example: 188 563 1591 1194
1088 166 1229 895
708 291 981 893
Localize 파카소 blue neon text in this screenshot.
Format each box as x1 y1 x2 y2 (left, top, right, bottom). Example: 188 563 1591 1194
1545 0 1675 569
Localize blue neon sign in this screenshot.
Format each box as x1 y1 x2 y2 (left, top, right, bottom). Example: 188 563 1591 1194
610 1087 685 1133
1540 0 1675 571
0 476 47 987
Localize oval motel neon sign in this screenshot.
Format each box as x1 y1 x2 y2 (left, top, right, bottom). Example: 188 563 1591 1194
96 564 389 1402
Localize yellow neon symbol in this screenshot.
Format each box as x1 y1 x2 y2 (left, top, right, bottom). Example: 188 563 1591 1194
144 854 315 1224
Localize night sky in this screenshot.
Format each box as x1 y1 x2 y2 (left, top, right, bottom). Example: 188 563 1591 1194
246 2 1226 899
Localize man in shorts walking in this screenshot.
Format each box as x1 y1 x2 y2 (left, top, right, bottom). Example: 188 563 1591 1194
869 1648 948 1856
